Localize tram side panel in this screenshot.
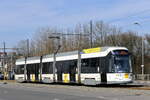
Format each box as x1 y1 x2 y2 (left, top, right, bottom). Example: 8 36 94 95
80 57 101 85
42 62 54 83
41 60 77 84
15 65 26 82
15 49 133 85
55 60 77 83
26 63 40 82
40 55 109 85
99 56 110 84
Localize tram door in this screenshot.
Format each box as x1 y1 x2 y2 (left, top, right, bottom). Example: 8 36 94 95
26 65 31 81
56 63 63 82
101 73 107 83
34 64 39 81
69 65 76 83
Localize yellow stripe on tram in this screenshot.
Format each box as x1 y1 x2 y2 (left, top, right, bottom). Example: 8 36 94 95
63 74 69 83
31 74 35 82
82 47 101 54
124 73 129 78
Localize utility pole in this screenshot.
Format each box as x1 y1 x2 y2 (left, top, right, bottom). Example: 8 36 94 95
141 37 144 75
3 42 6 55
51 33 89 83
24 39 30 82
48 36 61 82
134 22 145 76
27 39 30 57
3 42 6 79
10 53 13 79
3 42 6 66
40 56 43 82
90 20 93 48
0 42 20 80
0 40 30 81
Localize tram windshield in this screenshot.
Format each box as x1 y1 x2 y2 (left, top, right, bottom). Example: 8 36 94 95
111 50 132 73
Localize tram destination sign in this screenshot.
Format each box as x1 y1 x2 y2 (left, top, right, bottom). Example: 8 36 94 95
82 47 101 54
113 50 129 55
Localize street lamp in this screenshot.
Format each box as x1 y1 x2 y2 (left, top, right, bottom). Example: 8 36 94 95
50 33 89 83
48 36 61 82
134 22 144 75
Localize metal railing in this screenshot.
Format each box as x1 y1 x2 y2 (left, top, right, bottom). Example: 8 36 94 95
133 74 150 81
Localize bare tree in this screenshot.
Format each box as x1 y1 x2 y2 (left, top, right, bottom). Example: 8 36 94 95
14 20 150 74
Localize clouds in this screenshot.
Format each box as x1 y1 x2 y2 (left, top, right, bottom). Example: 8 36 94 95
104 0 150 22
0 0 150 47
0 0 150 28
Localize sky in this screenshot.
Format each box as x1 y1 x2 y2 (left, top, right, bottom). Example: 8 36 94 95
0 0 150 48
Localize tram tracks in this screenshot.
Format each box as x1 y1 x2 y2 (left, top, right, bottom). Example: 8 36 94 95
0 80 150 91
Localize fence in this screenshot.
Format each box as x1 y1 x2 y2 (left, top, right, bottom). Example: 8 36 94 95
133 74 150 81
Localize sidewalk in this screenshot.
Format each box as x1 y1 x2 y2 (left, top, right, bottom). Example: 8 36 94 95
1 80 150 87
0 80 16 83
132 80 150 86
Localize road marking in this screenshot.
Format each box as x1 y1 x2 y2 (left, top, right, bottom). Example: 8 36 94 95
98 96 120 100
97 96 108 100
53 98 60 100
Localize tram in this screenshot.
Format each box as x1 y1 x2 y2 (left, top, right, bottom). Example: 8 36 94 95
15 47 133 85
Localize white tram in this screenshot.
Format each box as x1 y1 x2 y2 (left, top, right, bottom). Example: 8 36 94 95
15 47 133 85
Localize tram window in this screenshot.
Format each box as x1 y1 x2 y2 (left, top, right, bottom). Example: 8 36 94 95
31 64 35 74
81 58 99 73
56 61 63 73
42 62 53 74
26 64 32 74
16 65 24 74
56 60 77 74
99 56 110 73
35 64 40 74
62 61 70 73
26 64 31 74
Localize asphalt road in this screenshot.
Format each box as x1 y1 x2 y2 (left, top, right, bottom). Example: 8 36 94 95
0 82 150 100
0 83 103 100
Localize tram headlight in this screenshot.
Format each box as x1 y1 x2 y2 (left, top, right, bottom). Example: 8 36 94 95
124 73 129 78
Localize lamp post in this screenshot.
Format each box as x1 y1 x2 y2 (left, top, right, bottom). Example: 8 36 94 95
134 22 144 75
51 33 90 83
48 36 61 82
0 42 21 80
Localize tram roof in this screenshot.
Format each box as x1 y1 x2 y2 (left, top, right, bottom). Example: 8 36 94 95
16 50 79 62
43 50 79 58
16 46 127 62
